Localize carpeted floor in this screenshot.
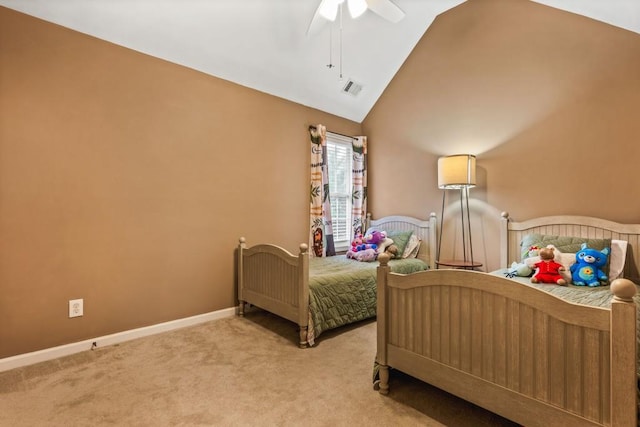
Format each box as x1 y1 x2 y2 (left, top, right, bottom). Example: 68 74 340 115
0 310 519 426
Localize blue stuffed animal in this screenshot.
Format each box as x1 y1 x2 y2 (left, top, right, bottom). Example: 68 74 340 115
569 243 610 287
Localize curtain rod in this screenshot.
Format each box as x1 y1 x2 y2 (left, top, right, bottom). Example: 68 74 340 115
308 125 357 141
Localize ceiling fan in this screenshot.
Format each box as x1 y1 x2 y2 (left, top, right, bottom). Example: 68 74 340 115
307 0 405 36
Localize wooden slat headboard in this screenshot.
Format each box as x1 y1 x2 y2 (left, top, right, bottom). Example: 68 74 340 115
366 213 438 270
500 212 640 284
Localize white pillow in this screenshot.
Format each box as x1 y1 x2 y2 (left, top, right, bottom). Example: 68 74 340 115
556 251 577 271
524 245 574 269
609 239 628 280
402 234 421 259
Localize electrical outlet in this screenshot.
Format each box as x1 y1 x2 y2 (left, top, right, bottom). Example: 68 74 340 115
69 299 83 318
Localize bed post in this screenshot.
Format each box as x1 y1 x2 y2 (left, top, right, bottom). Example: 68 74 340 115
237 237 246 316
376 253 391 395
298 243 310 348
365 212 372 233
428 212 438 270
609 278 637 426
499 212 510 269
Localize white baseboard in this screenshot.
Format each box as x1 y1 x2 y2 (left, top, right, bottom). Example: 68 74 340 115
0 306 237 373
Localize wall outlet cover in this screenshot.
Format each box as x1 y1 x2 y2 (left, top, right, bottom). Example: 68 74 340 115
69 299 83 318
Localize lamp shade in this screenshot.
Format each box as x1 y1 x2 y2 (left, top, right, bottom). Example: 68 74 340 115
438 154 476 189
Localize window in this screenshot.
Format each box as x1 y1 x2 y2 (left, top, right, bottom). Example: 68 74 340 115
326 133 353 251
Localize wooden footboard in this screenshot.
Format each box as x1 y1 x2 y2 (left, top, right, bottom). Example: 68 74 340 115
237 238 310 347
376 254 637 426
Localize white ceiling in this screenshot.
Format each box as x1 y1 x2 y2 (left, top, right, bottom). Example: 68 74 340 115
1 0 639 123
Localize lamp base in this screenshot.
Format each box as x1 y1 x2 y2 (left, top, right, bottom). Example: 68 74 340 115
436 187 476 268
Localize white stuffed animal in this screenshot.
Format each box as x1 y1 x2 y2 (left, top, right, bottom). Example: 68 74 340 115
375 237 394 255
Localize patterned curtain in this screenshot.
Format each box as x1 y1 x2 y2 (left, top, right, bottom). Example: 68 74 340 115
351 136 368 238
309 125 335 257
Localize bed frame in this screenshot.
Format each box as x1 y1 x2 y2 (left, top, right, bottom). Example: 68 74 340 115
500 212 640 282
237 213 437 348
376 213 640 426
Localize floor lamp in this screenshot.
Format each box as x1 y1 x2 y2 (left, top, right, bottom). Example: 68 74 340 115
436 154 478 269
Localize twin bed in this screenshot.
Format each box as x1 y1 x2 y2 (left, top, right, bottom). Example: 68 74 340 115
237 211 640 426
237 213 437 347
376 212 640 426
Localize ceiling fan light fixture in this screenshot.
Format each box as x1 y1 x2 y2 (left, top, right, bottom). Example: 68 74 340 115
347 0 368 19
308 0 405 36
318 0 342 21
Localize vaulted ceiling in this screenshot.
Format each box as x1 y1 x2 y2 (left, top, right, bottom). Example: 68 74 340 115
1 0 638 123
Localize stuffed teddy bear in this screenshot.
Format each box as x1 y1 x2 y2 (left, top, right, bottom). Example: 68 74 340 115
384 244 399 259
570 243 610 287
376 237 394 255
531 247 566 285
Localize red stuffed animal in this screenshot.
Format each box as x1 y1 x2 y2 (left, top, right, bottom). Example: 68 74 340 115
531 247 566 285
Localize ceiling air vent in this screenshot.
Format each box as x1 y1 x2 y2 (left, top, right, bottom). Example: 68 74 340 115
342 79 363 96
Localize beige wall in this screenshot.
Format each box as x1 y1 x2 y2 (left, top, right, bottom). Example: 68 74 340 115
3 0 640 359
0 7 361 358
363 0 640 271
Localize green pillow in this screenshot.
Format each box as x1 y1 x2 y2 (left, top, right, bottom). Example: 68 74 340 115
386 230 414 259
520 233 611 276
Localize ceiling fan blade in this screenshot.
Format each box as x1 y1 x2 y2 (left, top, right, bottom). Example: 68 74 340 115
307 0 336 37
365 0 405 23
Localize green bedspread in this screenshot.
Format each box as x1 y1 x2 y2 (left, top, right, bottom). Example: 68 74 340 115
306 256 428 346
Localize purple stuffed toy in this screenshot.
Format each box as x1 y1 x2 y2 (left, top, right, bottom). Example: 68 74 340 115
364 230 386 246
354 248 377 262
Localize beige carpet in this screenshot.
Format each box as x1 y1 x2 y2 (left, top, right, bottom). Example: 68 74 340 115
0 310 519 426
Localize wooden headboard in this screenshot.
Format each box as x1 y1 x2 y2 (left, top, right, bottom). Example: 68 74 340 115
366 213 438 270
500 212 640 284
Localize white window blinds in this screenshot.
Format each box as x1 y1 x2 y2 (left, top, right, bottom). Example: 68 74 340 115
326 133 353 250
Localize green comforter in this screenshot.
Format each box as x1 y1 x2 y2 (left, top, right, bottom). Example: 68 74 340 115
307 256 428 345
